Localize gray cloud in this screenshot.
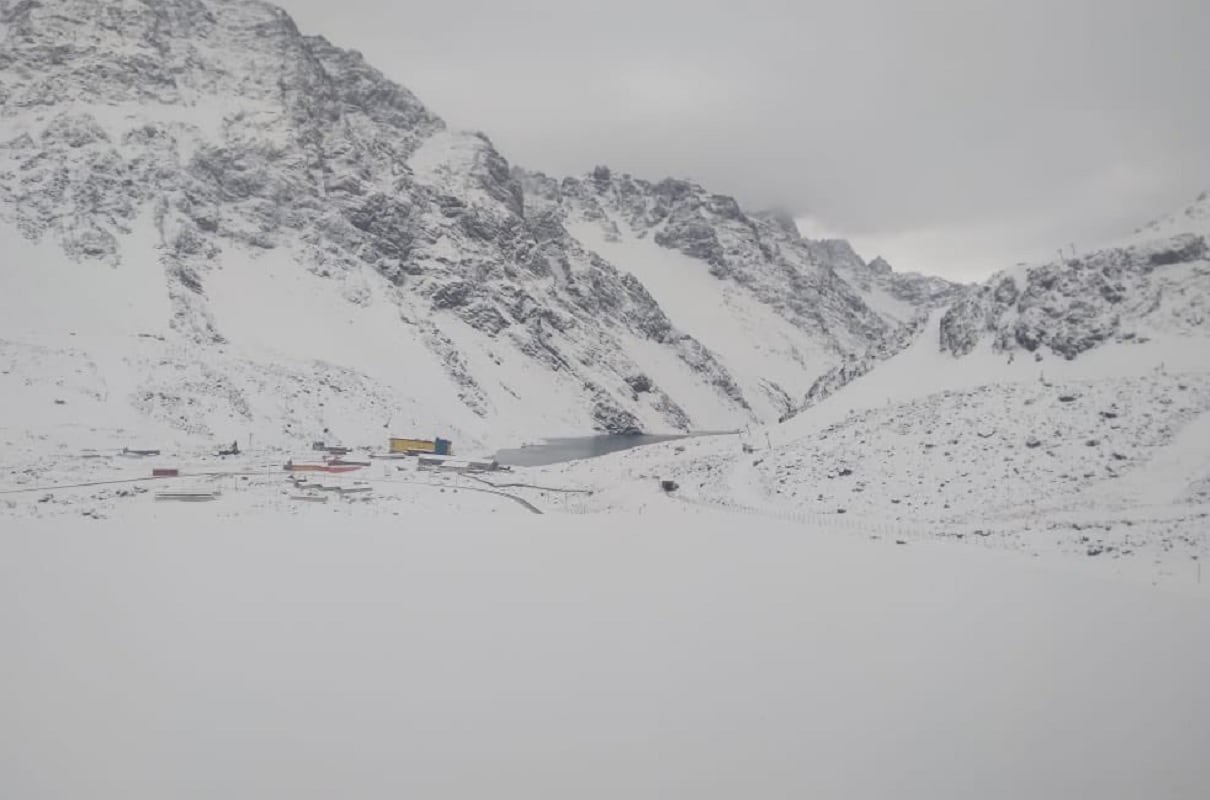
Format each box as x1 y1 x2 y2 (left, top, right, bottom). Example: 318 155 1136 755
277 0 1210 279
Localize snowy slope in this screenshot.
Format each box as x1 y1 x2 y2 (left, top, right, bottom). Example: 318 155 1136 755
569 218 833 420
521 169 964 420
757 371 1210 520
754 209 1209 581
541 194 1210 589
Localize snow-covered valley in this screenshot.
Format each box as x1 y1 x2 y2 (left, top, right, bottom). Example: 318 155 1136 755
2 0 1210 796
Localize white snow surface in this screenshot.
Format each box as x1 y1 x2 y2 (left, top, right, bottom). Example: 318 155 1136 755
2 505 1208 799
0 215 172 338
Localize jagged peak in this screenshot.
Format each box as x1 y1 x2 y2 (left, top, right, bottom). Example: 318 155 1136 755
867 255 893 274
810 238 865 266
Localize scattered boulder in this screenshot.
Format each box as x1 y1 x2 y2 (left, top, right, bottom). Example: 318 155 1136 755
625 374 653 394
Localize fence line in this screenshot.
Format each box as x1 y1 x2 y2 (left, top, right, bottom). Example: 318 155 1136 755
559 490 1020 552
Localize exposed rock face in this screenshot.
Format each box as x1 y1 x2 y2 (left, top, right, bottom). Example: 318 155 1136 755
867 256 893 274
519 171 908 356
940 234 1210 359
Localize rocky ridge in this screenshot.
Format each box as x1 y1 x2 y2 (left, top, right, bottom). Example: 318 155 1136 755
939 231 1209 360
0 0 953 445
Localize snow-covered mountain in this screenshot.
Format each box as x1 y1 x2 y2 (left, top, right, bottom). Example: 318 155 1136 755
560 190 1209 585
792 193 1210 416
0 0 954 453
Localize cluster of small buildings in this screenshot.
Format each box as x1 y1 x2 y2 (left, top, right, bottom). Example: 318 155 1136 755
387 435 508 474
134 433 508 506
294 434 508 474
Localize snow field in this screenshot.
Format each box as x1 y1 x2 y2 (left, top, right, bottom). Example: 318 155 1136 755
2 508 1208 799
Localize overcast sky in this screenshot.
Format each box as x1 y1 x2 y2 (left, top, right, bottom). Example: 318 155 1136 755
278 0 1209 280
